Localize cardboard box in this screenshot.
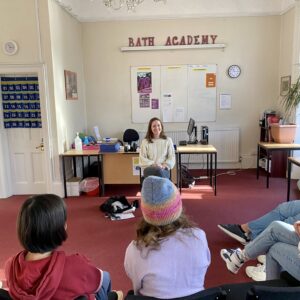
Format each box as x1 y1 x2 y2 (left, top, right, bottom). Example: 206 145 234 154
67 177 82 196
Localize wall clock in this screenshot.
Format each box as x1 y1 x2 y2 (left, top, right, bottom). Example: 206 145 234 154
228 65 241 78
3 40 18 55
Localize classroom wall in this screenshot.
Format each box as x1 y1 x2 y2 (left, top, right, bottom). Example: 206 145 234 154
48 0 87 154
82 16 281 162
0 0 42 198
0 1 298 196
0 0 87 197
278 8 295 83
0 0 40 64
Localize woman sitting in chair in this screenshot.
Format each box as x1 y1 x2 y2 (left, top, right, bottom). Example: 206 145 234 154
139 117 175 179
124 176 211 298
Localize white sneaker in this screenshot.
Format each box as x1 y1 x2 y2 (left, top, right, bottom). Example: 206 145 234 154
257 255 266 264
220 248 245 274
245 264 266 281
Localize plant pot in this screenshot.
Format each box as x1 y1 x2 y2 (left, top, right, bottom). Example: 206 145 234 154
270 123 297 144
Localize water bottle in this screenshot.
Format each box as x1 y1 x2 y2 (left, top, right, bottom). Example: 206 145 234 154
83 136 89 145
75 132 82 151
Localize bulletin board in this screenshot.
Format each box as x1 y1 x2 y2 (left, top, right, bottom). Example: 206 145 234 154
131 64 217 123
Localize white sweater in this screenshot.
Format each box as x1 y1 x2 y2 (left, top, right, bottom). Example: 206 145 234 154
139 137 175 169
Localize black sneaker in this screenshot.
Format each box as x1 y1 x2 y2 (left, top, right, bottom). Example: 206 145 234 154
218 224 250 245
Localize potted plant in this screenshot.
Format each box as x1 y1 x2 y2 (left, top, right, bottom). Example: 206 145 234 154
270 75 300 143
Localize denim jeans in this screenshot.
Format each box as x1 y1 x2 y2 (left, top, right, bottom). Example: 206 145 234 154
244 221 300 280
95 271 111 300
248 200 300 239
143 165 170 179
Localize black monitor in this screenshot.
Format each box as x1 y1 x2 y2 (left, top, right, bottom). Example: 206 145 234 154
187 118 198 144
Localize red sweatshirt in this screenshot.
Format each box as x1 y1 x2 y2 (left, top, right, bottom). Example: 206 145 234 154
5 250 102 300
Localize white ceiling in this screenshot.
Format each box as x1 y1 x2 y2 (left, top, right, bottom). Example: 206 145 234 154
54 0 297 22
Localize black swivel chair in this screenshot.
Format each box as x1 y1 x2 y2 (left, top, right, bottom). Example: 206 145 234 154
125 287 227 300
123 129 139 151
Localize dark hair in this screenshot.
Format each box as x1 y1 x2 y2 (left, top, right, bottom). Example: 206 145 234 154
135 212 195 249
145 117 167 142
18 194 68 253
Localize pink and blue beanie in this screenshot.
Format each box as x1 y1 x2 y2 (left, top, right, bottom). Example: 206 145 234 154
141 176 182 226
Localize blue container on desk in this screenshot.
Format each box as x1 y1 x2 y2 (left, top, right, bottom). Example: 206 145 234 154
100 142 120 152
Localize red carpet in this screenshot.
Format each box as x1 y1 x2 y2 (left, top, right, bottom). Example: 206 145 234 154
0 169 299 293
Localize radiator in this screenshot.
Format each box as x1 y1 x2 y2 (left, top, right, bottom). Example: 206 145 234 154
138 127 239 163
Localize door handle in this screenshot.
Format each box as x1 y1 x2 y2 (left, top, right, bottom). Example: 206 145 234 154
36 143 44 151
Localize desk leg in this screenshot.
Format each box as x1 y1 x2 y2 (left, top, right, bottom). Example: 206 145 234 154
206 153 209 177
97 155 104 197
210 153 213 186
62 157 67 198
99 154 104 196
214 152 217 196
179 153 182 194
266 151 270 188
81 156 84 178
256 144 260 179
88 156 91 176
287 159 292 202
73 157 77 177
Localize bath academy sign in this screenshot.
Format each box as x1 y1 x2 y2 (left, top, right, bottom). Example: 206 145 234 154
120 35 226 51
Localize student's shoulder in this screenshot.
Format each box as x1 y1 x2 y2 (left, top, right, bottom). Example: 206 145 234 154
65 253 91 265
166 136 174 143
126 240 138 253
192 227 208 240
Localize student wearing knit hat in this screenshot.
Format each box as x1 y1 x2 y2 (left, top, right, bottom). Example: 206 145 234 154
124 176 211 298
139 118 175 179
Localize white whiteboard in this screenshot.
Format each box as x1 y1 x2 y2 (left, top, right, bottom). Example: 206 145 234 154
131 64 217 123
188 64 217 122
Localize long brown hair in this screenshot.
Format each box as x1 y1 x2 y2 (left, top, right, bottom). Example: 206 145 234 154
135 212 196 249
145 117 167 143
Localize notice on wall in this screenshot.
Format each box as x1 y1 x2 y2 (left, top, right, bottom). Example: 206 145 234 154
131 64 217 123
219 94 232 110
132 157 140 176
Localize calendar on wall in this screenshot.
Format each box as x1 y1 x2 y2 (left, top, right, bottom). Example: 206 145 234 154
1 76 42 128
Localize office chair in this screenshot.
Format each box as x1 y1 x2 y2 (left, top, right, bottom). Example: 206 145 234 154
125 287 227 300
123 129 139 151
138 165 172 188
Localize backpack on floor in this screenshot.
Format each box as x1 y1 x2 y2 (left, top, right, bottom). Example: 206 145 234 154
99 195 138 214
181 165 195 188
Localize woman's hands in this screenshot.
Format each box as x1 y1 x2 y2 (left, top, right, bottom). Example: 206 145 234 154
152 163 168 170
293 221 300 235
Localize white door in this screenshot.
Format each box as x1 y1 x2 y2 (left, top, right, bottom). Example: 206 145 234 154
0 68 49 196
7 128 46 194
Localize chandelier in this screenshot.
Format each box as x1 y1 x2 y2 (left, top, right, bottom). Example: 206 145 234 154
103 0 166 11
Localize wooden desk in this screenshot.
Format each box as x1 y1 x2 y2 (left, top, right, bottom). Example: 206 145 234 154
102 151 177 185
61 150 103 197
257 142 300 188
176 144 217 195
102 152 140 184
287 157 300 201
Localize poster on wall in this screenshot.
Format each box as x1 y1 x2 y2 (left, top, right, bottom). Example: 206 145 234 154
64 70 78 100
137 72 152 93
131 66 161 123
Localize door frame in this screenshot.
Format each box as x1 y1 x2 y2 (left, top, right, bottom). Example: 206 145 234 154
0 64 52 198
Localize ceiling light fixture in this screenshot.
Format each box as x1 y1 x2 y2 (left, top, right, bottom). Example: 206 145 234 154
103 0 166 12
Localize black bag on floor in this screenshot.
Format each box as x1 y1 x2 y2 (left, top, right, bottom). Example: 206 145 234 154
100 195 138 214
181 165 195 188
